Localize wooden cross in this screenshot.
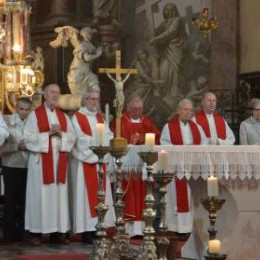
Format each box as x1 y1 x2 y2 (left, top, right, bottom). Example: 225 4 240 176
99 50 138 139
99 50 137 80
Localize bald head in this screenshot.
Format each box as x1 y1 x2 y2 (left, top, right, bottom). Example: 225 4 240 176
201 92 217 114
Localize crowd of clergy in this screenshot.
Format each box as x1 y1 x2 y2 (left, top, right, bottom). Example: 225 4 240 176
0 83 259 246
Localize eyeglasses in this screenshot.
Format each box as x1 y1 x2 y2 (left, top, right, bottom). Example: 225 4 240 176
87 97 100 101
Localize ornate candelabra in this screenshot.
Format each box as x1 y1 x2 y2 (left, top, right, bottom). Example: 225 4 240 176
192 8 218 38
137 151 158 260
89 146 111 260
153 171 174 260
109 145 136 259
201 197 225 239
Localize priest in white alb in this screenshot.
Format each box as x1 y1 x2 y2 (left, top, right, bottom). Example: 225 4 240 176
23 84 76 245
193 92 235 145
70 86 115 244
160 98 207 234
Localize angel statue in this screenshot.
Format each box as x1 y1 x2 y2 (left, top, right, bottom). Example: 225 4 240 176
50 26 103 109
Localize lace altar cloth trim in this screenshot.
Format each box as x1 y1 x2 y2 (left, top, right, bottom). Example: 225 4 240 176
121 145 260 180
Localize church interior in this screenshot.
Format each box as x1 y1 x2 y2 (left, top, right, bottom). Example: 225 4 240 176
0 0 260 259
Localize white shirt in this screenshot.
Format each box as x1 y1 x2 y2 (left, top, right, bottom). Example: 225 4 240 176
1 114 28 168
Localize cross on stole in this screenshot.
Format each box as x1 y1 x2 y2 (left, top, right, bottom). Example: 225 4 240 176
99 50 138 139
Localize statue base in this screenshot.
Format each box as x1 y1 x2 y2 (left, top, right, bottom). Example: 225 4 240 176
110 137 128 149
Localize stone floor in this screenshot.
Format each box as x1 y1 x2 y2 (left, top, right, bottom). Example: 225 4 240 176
0 239 187 260
0 242 92 260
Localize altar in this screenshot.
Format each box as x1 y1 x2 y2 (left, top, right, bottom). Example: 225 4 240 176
121 145 260 260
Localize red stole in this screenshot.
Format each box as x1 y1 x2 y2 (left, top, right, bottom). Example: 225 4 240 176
195 110 226 139
168 116 201 213
75 111 105 218
35 104 68 184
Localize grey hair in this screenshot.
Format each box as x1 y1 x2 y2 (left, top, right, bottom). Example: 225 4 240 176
43 83 60 94
127 95 143 106
177 98 193 110
81 85 100 106
249 98 260 109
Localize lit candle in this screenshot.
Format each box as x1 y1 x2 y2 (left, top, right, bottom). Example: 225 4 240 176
31 75 36 85
158 150 168 172
207 175 219 197
208 239 221 254
21 71 27 85
96 123 105 146
105 103 109 125
145 133 155 151
12 44 21 53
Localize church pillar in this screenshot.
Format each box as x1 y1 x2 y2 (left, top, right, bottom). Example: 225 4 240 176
47 0 77 24
209 0 238 91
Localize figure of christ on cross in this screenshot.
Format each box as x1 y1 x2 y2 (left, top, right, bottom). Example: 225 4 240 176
99 50 137 139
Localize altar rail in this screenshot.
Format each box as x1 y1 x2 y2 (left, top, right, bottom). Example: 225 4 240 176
121 145 260 180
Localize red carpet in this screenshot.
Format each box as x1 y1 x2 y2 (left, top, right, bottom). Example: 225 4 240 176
15 253 87 260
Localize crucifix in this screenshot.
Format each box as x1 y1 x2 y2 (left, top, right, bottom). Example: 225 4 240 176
99 50 137 145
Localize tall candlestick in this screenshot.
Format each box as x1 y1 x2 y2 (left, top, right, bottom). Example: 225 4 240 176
96 123 105 146
158 150 168 172
145 133 155 151
207 176 219 197
208 239 221 253
105 103 109 125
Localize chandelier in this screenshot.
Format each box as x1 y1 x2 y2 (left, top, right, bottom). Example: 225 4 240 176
0 0 44 113
192 8 218 38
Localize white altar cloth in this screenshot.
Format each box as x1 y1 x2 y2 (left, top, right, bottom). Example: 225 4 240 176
121 145 260 259
121 145 260 180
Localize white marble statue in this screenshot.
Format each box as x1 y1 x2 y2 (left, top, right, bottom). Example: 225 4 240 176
50 26 103 109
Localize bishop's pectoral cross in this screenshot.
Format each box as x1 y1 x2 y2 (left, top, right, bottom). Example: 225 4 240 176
99 50 137 142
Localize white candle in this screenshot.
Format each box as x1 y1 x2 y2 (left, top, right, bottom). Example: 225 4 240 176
207 175 219 197
105 103 109 125
145 133 155 151
158 150 168 172
31 75 36 84
208 239 221 253
96 123 105 146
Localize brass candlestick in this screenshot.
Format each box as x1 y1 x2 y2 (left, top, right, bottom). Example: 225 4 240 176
109 145 136 259
201 197 225 240
153 171 174 260
137 151 158 260
89 146 111 260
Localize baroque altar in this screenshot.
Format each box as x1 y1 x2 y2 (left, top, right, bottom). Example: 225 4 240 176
120 145 260 260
